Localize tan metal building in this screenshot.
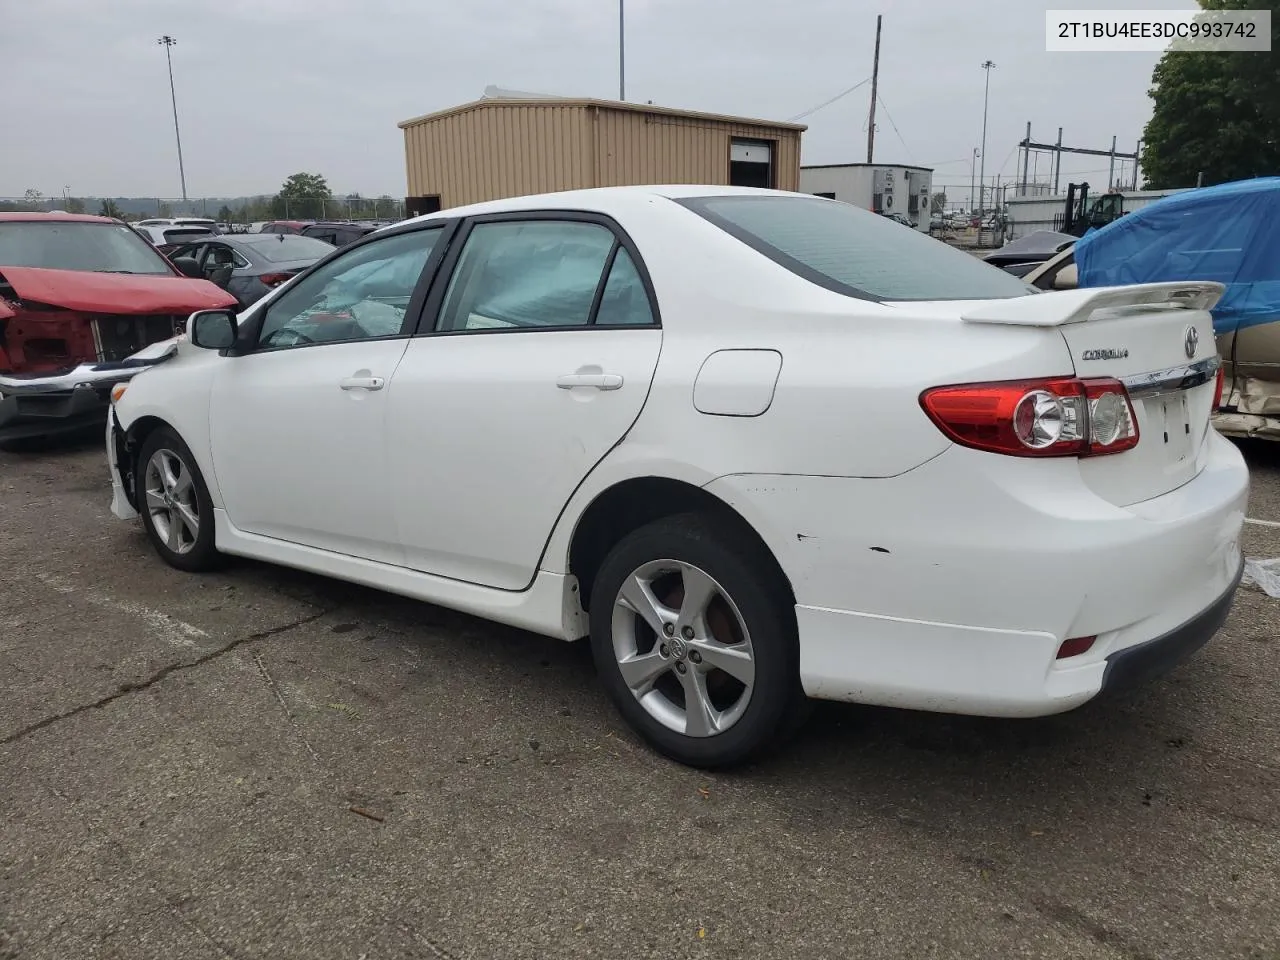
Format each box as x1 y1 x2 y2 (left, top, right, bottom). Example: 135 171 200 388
398 89 806 215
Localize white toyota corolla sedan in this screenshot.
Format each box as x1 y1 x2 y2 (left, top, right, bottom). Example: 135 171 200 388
105 185 1250 768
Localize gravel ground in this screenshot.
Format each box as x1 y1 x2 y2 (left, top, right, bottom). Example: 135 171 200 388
2 434 1278 960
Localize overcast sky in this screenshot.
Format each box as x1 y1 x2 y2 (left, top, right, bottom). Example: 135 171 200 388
1 0 1196 202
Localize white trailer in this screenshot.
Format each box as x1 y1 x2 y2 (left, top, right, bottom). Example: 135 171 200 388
1004 187 1190 239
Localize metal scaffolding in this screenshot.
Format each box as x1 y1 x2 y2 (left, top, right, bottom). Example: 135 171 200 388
1017 123 1142 196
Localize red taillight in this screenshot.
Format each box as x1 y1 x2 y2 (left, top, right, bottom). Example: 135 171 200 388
1056 635 1096 659
920 376 1140 458
1212 365 1225 410
259 272 293 287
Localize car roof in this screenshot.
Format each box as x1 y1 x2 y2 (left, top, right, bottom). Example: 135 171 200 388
390 184 810 231
0 211 118 224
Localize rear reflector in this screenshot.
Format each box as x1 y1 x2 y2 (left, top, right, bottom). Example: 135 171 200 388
920 376 1140 458
1056 635 1097 659
259 272 293 287
1213 365 1225 409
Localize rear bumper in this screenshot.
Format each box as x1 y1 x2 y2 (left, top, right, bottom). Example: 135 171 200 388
704 430 1249 717
1099 560 1242 695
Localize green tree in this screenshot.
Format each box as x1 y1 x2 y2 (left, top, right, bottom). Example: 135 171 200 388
930 191 947 215
1141 0 1280 188
22 188 43 211
216 204 235 223
99 198 125 219
64 197 87 214
158 201 174 218
273 172 331 219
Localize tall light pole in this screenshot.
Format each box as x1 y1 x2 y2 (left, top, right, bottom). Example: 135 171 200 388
618 0 625 100
157 35 188 201
978 60 996 215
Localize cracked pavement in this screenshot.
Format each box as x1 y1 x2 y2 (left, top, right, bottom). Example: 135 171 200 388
2 434 1279 959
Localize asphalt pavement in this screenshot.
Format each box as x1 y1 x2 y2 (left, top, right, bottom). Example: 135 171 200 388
2 435 1279 960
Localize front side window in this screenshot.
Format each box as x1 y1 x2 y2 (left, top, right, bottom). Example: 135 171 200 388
678 195 1037 303
0 221 175 275
256 227 442 350
436 220 623 332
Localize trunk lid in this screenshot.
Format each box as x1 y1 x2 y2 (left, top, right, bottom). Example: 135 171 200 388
960 282 1226 506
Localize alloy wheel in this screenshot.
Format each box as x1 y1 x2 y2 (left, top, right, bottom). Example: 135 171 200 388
143 448 201 555
610 559 756 738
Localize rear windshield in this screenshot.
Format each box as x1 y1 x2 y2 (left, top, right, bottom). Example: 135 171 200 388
241 234 335 261
676 195 1037 301
162 228 214 243
0 221 174 275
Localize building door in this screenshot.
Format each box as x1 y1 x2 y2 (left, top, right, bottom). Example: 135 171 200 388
406 195 443 217
729 139 774 189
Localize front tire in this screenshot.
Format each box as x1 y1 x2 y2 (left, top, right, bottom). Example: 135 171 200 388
136 427 220 572
589 512 804 769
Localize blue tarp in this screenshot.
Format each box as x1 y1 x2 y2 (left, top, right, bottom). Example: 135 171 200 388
1074 177 1280 334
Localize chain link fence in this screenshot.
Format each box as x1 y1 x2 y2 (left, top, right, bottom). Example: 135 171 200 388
0 195 406 224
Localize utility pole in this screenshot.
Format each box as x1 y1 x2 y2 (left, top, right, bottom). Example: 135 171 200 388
970 147 979 213
1020 121 1031 196
866 15 882 163
978 60 995 215
157 36 187 201
618 0 626 100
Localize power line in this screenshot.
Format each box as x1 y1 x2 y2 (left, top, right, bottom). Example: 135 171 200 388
788 77 871 122
875 92 913 162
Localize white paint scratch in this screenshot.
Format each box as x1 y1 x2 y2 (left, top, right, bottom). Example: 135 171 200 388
1245 518 1280 529
34 572 208 648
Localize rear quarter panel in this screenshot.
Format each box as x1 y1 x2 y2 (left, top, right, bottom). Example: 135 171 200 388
540 198 1076 572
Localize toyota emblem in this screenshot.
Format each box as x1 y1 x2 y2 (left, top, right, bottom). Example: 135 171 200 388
1184 325 1199 359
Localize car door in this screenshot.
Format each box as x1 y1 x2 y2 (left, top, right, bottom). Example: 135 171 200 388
385 213 663 589
209 224 452 564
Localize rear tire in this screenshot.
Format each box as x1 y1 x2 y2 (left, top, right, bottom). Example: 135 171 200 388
588 512 805 769
136 427 221 572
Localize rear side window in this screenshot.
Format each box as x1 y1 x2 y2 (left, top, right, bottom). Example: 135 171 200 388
595 248 655 326
677 195 1036 301
436 220 618 331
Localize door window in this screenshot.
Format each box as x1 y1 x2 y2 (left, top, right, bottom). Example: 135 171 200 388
256 227 443 350
435 220 618 332
206 243 247 269
594 247 655 326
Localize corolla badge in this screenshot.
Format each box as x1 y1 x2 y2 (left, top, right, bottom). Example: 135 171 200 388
1080 347 1129 361
1184 325 1199 359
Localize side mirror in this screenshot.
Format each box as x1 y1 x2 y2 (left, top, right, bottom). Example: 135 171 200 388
172 256 203 279
188 309 238 350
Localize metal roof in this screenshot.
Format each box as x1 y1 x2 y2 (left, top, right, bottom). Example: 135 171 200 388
398 88 807 132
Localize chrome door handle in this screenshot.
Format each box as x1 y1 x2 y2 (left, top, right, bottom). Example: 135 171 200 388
556 373 623 391
340 376 385 391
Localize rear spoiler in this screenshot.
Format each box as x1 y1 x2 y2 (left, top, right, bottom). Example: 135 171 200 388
961 281 1225 327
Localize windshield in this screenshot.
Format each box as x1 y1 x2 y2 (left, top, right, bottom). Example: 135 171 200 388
0 221 174 275
241 234 336 262
677 195 1037 301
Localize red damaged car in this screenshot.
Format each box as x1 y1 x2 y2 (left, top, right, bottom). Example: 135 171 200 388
0 212 237 444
